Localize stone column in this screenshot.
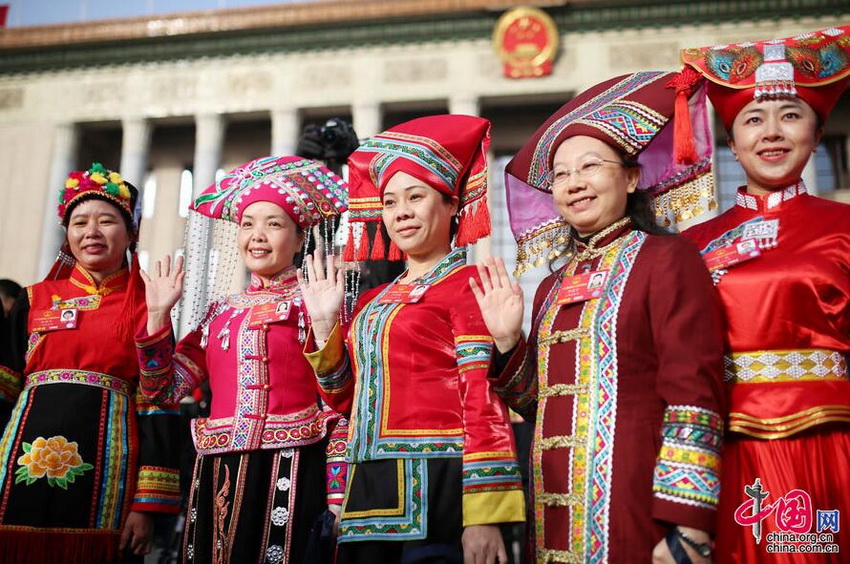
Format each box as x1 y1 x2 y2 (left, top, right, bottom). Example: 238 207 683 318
120 118 152 187
193 114 225 197
352 102 381 140
37 123 78 278
120 117 152 218
177 114 225 337
271 108 299 157
449 95 480 118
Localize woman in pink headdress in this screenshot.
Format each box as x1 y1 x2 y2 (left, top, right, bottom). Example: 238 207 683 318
137 156 349 563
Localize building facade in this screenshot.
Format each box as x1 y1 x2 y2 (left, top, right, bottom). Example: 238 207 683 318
0 0 848 331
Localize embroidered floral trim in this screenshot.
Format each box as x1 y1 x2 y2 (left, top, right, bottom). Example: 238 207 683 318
25 369 134 396
15 435 93 488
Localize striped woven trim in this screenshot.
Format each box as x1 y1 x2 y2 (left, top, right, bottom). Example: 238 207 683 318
24 369 134 396
725 349 847 384
729 405 850 440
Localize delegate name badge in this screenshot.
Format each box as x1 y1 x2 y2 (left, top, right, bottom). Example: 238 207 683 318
555 270 609 305
378 283 430 304
741 219 779 243
248 300 292 328
703 240 762 272
32 308 78 332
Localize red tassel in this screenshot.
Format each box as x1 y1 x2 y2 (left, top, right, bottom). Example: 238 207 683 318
473 196 492 241
342 225 355 262
454 208 471 247
672 90 697 164
0 529 120 564
666 66 703 165
355 223 370 261
388 239 403 261
455 198 492 248
370 227 386 260
114 253 142 341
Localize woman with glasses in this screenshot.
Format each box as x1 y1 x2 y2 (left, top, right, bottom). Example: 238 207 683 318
472 72 725 563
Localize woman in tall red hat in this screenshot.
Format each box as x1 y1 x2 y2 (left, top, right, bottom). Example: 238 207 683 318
472 72 726 563
299 114 525 563
681 26 850 563
0 163 182 563
137 156 350 563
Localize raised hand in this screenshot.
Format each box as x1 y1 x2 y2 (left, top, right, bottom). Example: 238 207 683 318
469 256 523 353
140 254 185 334
297 250 345 344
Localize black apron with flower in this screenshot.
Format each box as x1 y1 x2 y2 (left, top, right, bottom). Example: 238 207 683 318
0 266 181 564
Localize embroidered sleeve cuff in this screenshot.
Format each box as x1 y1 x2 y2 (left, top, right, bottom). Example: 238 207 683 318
462 458 523 494
462 489 526 527
326 460 348 506
652 406 722 532
489 336 526 387
136 323 172 348
136 324 173 380
326 416 348 504
303 322 350 392
488 337 536 419
131 466 181 515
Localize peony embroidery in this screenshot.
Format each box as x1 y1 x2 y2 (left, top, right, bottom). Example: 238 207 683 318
15 436 93 488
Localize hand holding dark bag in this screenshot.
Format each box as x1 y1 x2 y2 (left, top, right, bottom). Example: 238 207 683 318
302 509 337 564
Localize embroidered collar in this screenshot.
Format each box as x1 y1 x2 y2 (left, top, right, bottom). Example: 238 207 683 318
69 263 128 296
248 266 298 293
572 217 633 262
734 180 807 212
397 247 467 286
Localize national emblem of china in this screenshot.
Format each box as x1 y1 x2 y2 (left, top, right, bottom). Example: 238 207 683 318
493 6 559 79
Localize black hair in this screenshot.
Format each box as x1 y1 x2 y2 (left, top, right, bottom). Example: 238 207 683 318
620 157 671 237
0 279 22 301
292 224 308 266
441 191 460 242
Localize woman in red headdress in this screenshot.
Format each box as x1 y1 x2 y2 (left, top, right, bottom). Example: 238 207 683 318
472 72 726 563
136 156 349 563
0 164 181 564
681 26 850 563
299 115 525 563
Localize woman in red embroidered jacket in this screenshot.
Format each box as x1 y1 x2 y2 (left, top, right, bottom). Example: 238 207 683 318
680 27 850 563
136 156 349 564
300 115 525 564
472 73 727 563
0 163 181 564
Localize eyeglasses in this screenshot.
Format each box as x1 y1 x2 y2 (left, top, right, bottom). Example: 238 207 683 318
544 159 623 189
